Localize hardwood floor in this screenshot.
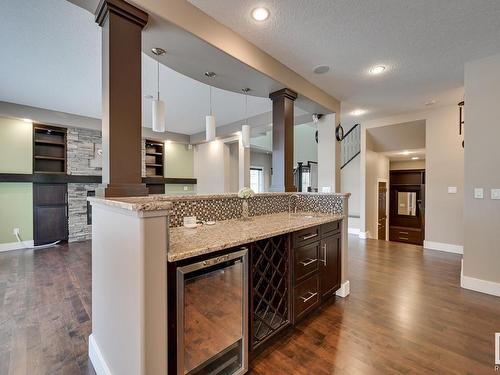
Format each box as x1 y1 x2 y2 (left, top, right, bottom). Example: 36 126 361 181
1 237 499 374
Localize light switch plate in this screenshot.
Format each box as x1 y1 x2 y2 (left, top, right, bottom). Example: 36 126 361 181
491 189 500 200
474 188 484 199
183 186 188 191
448 186 457 194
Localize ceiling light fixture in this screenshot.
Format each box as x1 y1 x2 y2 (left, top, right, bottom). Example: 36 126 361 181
313 65 330 74
241 88 251 148
151 47 166 133
411 157 419 160
401 150 411 155
350 109 366 116
425 100 436 106
22 118 32 123
205 72 217 142
251 7 269 21
369 65 386 75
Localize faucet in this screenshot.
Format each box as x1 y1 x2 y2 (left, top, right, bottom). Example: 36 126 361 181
288 193 299 215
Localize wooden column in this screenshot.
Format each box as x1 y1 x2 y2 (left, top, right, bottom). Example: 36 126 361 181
96 0 149 197
269 88 297 192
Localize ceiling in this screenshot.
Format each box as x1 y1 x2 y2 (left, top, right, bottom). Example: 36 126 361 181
0 0 273 135
189 0 500 126
367 120 426 152
382 149 426 162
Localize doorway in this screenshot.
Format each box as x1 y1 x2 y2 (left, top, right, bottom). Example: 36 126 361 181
377 180 388 240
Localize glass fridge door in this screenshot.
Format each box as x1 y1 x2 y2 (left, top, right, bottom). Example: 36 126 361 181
177 249 248 375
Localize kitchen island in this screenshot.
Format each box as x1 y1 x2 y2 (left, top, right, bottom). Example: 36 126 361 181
88 193 350 375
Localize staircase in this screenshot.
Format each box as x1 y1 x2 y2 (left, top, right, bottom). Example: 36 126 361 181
340 123 361 169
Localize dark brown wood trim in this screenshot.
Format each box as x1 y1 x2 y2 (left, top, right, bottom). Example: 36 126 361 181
269 88 298 101
0 174 102 184
95 0 148 27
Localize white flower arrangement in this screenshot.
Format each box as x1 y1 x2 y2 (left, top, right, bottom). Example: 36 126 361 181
238 187 255 199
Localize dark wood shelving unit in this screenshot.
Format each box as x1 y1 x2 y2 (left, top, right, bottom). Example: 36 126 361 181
145 139 165 194
33 124 67 174
32 124 69 245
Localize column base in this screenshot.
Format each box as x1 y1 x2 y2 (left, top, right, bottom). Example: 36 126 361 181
97 183 149 197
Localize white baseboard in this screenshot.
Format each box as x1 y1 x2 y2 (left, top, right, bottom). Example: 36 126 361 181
89 334 112 375
0 240 33 252
424 240 463 254
461 260 500 297
358 231 370 239
336 280 350 297
348 228 360 235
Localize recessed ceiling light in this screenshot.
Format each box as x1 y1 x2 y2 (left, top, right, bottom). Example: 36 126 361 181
411 156 419 160
369 65 386 75
350 109 366 116
313 65 330 74
251 7 269 21
401 150 411 155
425 100 436 106
22 118 32 123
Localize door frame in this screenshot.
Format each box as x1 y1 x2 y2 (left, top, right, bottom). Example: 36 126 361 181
376 178 389 240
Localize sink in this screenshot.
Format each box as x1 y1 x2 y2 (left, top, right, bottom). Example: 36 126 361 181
288 213 314 219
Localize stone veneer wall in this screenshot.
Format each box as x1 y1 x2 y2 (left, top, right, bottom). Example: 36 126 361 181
67 127 102 242
167 193 346 227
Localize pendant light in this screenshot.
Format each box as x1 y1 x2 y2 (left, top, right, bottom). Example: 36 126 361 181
241 88 251 148
151 48 166 132
205 72 216 142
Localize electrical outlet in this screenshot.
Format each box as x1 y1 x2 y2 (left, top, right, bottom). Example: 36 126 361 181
183 186 188 191
491 189 500 200
13 228 20 235
448 186 457 194
474 188 484 199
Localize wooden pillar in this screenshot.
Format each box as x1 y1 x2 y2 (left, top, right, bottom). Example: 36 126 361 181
96 0 149 197
269 88 297 192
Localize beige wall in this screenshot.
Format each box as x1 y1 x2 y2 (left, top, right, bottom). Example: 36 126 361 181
463 53 500 287
341 155 360 217
362 104 464 247
390 160 426 170
250 151 272 192
165 142 194 178
363 135 390 238
0 117 32 173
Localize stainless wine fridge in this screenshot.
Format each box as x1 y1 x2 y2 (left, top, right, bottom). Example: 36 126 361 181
176 248 249 375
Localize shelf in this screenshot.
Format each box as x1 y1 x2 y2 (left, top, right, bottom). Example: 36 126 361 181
146 163 163 167
34 171 66 175
146 152 163 156
35 156 65 161
35 139 65 146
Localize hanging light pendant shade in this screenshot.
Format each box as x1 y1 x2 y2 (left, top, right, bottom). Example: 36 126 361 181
152 48 166 132
205 72 217 141
241 88 251 148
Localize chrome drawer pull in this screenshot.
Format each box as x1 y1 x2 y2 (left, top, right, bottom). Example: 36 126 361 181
300 291 318 303
322 244 327 266
399 231 409 235
299 258 317 267
302 233 318 240
399 237 409 240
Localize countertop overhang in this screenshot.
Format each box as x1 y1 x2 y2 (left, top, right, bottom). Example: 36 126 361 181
168 211 343 262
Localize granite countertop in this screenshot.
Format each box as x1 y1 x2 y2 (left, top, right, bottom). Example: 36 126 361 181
168 211 343 262
88 196 173 212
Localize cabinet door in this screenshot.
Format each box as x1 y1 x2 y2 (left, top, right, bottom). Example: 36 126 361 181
319 233 341 299
34 206 68 244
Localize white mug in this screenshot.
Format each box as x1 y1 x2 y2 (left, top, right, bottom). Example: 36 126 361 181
183 216 197 228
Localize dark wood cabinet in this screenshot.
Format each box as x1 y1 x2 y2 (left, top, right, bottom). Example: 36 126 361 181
389 169 425 245
319 232 341 299
33 183 68 245
292 221 342 324
33 124 67 174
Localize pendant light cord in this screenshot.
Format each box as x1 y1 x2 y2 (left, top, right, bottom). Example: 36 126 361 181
245 91 248 124
157 57 160 100
209 85 212 116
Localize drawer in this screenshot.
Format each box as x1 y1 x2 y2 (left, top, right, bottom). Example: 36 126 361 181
293 226 320 247
321 220 341 236
294 242 320 283
389 227 421 245
293 275 320 322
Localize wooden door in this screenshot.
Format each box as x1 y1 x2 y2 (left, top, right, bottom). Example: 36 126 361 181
319 233 341 300
378 181 387 240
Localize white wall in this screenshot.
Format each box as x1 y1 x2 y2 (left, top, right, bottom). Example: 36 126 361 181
361 104 464 248
250 151 272 192
227 142 239 193
317 114 339 192
294 123 317 165
194 140 228 194
462 53 500 293
341 156 361 230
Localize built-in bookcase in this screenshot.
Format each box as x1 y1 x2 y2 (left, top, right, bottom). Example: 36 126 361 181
33 124 67 174
145 139 164 177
